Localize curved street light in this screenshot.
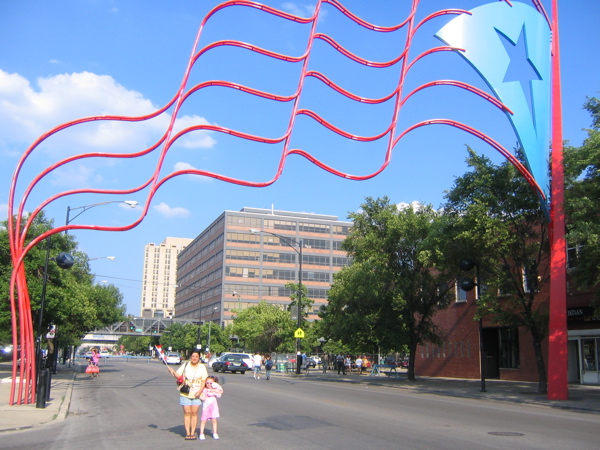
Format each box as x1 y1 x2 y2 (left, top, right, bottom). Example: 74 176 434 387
250 228 304 375
232 290 242 313
65 200 138 234
207 306 219 353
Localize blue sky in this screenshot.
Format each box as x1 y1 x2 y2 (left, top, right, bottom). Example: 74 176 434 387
1 0 598 315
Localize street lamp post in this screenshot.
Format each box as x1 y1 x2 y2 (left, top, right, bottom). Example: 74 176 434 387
232 291 242 313
459 259 486 392
207 306 218 354
65 200 138 233
250 228 303 375
33 200 136 407
36 249 74 408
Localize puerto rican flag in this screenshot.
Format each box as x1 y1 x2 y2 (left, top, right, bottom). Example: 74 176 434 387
155 345 167 364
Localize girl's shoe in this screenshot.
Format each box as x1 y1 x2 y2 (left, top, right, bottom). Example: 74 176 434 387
199 434 205 440
213 434 219 440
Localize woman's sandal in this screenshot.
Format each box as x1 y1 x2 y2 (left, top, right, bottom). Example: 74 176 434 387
185 435 197 440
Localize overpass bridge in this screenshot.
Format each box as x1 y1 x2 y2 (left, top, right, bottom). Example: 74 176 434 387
81 317 200 349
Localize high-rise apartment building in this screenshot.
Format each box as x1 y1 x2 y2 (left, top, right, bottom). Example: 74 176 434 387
140 237 193 318
174 207 352 326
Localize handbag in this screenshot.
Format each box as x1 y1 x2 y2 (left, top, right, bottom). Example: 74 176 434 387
177 362 190 394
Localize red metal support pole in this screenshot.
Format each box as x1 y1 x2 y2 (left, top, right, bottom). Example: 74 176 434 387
547 0 568 400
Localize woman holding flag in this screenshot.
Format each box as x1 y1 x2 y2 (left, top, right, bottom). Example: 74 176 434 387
166 350 208 440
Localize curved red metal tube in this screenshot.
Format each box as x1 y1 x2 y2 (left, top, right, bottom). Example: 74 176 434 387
7 0 551 404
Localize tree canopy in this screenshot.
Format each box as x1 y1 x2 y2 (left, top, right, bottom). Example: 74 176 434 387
1 212 126 351
565 96 600 307
441 148 550 393
321 197 455 380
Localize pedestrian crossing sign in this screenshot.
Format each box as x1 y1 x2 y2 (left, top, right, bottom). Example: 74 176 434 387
294 328 305 338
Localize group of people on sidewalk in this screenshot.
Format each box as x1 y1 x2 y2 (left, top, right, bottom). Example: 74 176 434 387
252 352 274 380
334 354 369 375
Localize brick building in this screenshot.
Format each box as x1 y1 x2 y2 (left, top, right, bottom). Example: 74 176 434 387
415 269 600 385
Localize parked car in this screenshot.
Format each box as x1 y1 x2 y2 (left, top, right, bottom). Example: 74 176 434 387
212 355 249 374
165 352 182 365
221 352 253 369
307 356 322 366
100 351 109 359
305 356 317 368
207 355 219 368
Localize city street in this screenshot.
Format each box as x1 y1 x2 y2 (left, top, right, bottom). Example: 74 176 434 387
2 358 599 449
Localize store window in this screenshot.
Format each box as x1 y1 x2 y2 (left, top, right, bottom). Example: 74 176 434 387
582 338 598 371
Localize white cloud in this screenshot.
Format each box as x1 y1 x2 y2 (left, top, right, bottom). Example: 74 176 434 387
49 163 103 188
281 2 317 18
0 203 7 221
172 115 217 149
153 202 190 218
0 70 216 156
173 162 214 183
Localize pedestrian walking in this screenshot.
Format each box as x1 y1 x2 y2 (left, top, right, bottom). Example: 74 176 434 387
264 354 273 380
168 350 208 440
199 376 223 440
88 349 100 377
345 356 352 374
336 354 345 375
253 352 262 379
355 356 363 375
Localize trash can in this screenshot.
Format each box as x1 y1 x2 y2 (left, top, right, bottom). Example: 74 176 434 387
277 363 286 373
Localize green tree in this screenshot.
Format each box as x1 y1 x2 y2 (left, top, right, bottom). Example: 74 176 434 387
322 197 455 380
565 96 600 309
442 148 550 394
230 301 295 353
117 335 151 355
1 212 126 351
160 322 199 354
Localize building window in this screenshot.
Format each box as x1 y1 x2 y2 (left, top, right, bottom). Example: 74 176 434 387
332 256 350 267
303 271 330 282
303 255 330 266
567 243 583 270
263 252 295 264
226 232 261 244
499 327 520 369
227 215 262 228
302 238 329 250
264 219 296 231
333 225 350 236
523 260 538 293
299 222 331 234
226 249 260 261
225 267 258 278
263 269 295 280
455 283 467 302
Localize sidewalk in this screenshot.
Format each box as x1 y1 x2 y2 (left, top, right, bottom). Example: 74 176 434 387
0 361 79 433
275 367 600 414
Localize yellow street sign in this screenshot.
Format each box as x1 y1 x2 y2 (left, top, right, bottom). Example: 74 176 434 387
294 328 305 338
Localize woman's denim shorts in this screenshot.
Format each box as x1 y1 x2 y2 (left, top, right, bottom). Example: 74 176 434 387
179 395 202 406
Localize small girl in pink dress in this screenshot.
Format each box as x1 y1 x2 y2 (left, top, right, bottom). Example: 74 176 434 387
199 375 223 440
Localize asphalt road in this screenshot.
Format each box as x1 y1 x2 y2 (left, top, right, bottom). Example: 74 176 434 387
2 359 598 449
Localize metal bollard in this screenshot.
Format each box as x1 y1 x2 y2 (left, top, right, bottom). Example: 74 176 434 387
36 369 49 408
46 369 52 401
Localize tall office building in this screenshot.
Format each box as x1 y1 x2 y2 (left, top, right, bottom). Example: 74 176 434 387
174 207 352 326
140 236 193 318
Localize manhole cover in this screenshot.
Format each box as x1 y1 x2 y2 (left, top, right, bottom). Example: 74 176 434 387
488 432 525 437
